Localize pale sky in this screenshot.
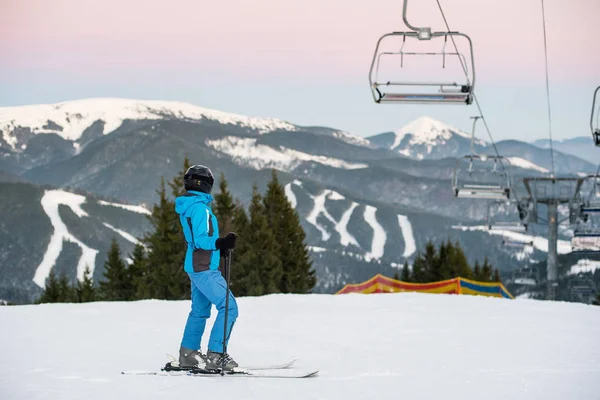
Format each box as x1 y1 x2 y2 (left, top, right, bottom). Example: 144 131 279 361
1 0 599 141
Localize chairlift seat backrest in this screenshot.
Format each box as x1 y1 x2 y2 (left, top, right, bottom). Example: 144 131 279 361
369 31 476 105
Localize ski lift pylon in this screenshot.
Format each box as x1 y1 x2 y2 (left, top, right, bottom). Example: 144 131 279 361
452 117 512 199
369 0 476 105
591 86 600 146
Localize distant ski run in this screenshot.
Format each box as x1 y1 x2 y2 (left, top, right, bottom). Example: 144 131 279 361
34 190 99 288
364 205 386 261
397 214 416 257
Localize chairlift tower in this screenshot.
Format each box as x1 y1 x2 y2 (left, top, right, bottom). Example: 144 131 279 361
523 177 585 300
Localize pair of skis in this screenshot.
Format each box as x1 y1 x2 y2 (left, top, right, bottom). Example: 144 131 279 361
122 358 319 379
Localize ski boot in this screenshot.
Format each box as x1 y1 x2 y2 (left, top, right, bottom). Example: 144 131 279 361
206 350 238 371
176 346 208 370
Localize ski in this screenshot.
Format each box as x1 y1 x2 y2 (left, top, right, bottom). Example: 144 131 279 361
121 369 318 379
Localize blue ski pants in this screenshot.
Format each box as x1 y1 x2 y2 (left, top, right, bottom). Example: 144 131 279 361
181 269 238 353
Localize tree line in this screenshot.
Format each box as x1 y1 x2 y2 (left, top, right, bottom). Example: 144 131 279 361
394 240 502 284
38 157 316 303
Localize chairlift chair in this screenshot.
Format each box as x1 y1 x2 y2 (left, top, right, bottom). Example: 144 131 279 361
453 117 512 199
512 266 537 286
592 86 600 146
571 224 600 253
369 0 476 105
502 239 534 248
487 200 528 232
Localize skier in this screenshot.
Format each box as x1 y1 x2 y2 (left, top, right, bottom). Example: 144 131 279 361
174 164 239 371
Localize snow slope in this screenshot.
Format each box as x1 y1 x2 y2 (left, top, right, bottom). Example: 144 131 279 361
506 157 549 173
206 137 368 171
34 190 99 287
364 205 386 261
0 98 297 149
569 259 600 275
2 294 599 400
397 214 416 257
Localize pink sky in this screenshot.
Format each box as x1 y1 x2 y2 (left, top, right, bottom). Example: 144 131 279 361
2 0 598 81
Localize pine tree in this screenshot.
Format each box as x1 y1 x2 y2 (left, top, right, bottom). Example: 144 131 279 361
99 238 130 301
473 260 482 281
144 179 188 300
438 241 452 280
229 200 251 296
263 170 315 293
168 155 191 198
493 269 501 283
411 253 428 283
481 257 493 282
393 271 400 281
447 241 473 279
128 243 149 299
400 261 411 282
58 274 77 303
423 241 440 282
213 172 236 235
169 158 193 298
77 265 96 302
236 184 283 295
38 269 61 303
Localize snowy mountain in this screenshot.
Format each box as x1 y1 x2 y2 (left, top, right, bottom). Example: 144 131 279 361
2 294 600 399
368 117 596 174
0 98 597 303
368 116 487 160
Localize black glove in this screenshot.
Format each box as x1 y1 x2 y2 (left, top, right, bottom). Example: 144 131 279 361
215 232 237 252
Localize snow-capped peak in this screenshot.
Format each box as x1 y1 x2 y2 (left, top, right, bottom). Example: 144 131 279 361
391 116 471 150
0 98 298 150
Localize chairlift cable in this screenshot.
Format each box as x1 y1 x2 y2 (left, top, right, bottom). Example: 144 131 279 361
540 0 557 178
434 0 525 200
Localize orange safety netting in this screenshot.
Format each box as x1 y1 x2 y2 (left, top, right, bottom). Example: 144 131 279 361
335 274 513 299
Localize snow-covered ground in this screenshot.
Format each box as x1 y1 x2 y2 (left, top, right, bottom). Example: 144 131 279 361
2 293 600 400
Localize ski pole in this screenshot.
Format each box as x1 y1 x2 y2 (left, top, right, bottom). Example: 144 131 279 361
220 248 233 376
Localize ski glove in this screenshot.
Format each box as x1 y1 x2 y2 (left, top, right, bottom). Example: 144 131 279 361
215 232 237 252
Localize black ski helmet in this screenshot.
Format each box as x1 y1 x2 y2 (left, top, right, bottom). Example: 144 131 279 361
184 165 214 194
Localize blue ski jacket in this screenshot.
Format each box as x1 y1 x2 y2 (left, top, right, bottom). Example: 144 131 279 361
175 191 220 274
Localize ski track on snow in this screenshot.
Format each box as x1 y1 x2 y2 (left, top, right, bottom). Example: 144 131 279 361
337 203 360 247
284 181 300 208
363 205 386 261
397 215 416 257
34 190 99 287
102 223 140 245
98 200 151 215
306 190 360 247
306 191 336 241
